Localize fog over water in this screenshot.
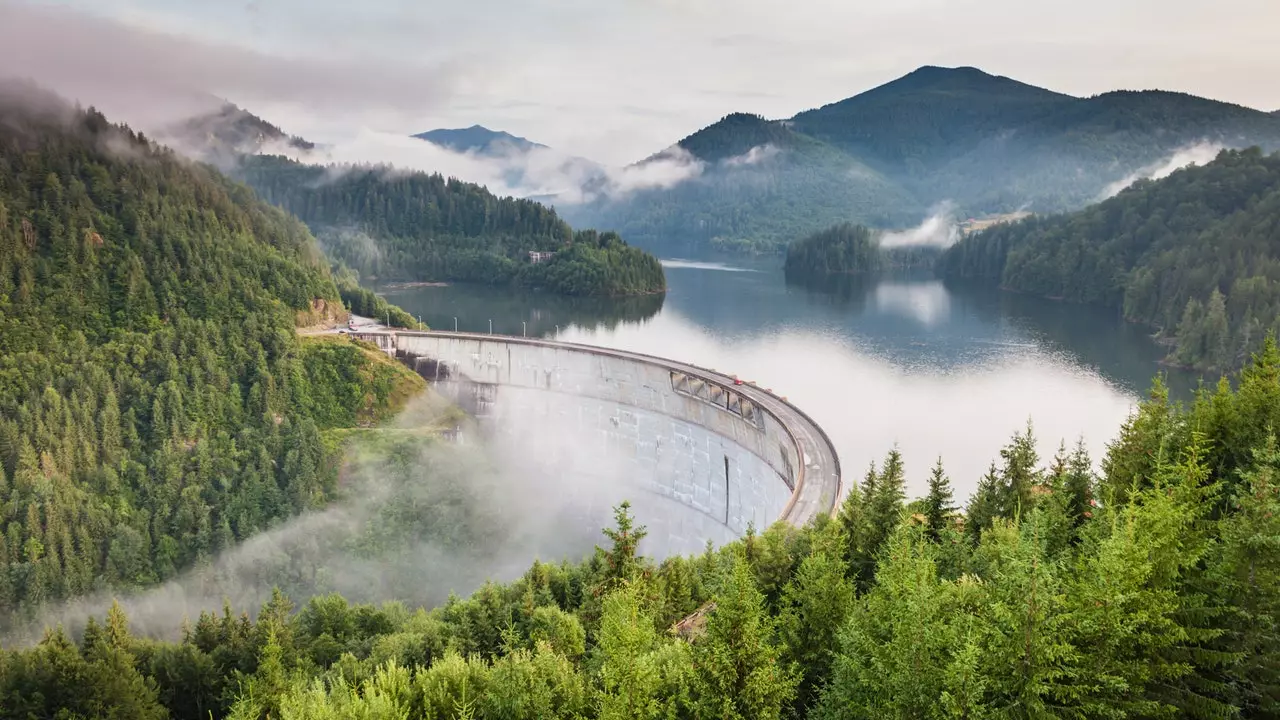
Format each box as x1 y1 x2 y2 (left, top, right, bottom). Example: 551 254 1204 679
382 258 1204 502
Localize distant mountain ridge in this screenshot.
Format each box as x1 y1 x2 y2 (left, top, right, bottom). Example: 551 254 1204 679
565 65 1280 255
413 125 546 156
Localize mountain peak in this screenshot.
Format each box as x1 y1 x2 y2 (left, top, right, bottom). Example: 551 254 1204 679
413 125 545 155
673 112 804 163
860 65 1069 100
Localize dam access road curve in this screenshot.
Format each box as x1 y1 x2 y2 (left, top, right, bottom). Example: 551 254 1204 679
354 330 842 556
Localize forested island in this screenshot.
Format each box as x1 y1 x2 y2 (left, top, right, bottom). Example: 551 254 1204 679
0 90 426 622
238 156 666 297
784 223 943 281
4 343 1280 718
941 147 1280 370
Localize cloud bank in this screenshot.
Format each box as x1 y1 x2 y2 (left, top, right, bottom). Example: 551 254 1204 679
0 2 465 132
258 131 706 204
1100 142 1225 199
879 202 960 249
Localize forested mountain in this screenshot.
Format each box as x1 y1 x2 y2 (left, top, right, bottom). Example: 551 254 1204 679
561 114 921 255
940 147 1280 370
790 65 1071 170
791 66 1280 214
568 66 1280 256
0 85 425 623
237 156 665 296
6 341 1280 719
156 101 314 167
413 125 546 156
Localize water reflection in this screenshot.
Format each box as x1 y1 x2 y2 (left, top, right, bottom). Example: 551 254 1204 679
374 260 1203 501
378 283 664 337
873 281 951 327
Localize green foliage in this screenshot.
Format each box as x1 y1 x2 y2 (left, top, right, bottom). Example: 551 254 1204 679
572 67 1280 256
942 147 1280 370
237 156 665 297
922 457 956 543
784 224 883 277
563 114 921 256
0 95 423 623
688 555 796 720
3 347 1280 719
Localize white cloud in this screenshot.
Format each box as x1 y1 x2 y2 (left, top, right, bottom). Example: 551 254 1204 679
1099 141 1225 199
879 202 960 249
722 143 782 167
6 0 1278 165
262 130 703 204
0 2 467 132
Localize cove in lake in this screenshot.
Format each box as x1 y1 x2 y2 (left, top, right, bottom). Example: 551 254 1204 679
377 258 1205 503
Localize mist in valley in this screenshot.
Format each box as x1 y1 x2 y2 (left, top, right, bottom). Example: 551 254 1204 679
2 390 654 645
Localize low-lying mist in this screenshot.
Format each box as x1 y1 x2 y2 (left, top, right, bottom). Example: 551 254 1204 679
879 202 960 250
1100 141 1224 199
3 390 658 645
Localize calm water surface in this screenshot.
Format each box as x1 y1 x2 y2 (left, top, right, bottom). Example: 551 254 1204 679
379 258 1204 501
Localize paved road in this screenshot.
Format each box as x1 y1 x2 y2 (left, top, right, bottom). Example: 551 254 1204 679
362 330 843 526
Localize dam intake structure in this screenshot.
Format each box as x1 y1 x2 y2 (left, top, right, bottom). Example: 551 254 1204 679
355 331 842 557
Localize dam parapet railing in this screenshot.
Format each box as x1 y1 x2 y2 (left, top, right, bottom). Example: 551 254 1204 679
353 330 842 534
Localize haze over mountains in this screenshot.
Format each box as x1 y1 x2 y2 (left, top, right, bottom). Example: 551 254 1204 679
163 65 1280 256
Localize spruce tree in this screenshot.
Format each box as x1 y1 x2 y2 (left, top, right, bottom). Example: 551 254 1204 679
922 456 955 543
965 462 1002 545
776 521 855 716
689 555 795 720
1202 436 1280 717
813 523 951 720
997 419 1040 517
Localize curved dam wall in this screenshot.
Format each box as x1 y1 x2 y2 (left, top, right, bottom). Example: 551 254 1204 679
355 331 842 557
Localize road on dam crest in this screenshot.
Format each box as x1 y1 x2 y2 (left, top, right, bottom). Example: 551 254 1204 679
354 330 843 552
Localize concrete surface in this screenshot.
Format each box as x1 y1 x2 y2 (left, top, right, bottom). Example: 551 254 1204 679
355 331 842 556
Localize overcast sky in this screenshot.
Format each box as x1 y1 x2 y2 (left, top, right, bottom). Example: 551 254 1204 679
3 0 1278 164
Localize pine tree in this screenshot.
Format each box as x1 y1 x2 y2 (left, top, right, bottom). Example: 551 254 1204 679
857 448 907 591
597 585 662 720
965 462 1002 545
1063 439 1095 542
813 523 952 720
1201 436 1280 717
777 522 855 717
689 555 795 720
997 420 1040 517
600 501 648 592
835 468 869 582
923 456 956 543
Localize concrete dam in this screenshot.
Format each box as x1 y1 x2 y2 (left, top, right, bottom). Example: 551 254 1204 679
355 331 842 556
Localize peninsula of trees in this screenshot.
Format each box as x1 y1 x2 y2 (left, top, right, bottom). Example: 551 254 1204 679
237 156 666 297
941 147 1280 370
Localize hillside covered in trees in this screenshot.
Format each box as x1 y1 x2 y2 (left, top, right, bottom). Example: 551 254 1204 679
0 86 426 625
565 66 1280 256
940 147 1280 370
562 113 921 255
5 340 1280 719
238 156 666 297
